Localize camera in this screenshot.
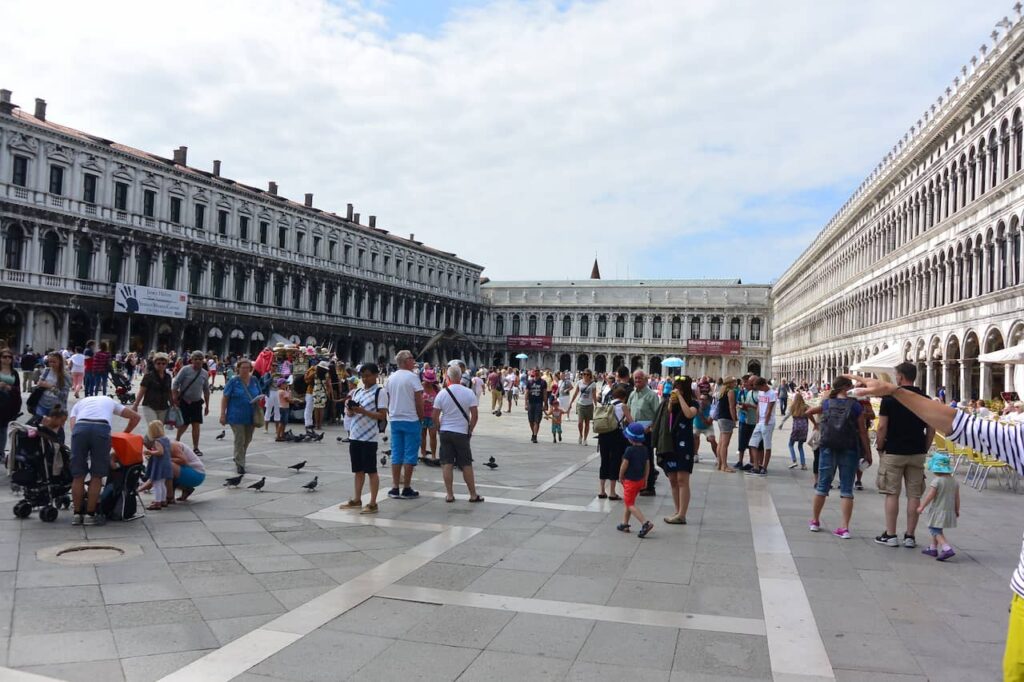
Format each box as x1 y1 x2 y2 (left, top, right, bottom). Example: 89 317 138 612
346 399 359 410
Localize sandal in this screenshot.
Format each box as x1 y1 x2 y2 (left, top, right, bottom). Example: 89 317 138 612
616 523 631 533
597 493 608 499
146 503 162 511
608 495 621 501
468 496 484 503
445 496 455 503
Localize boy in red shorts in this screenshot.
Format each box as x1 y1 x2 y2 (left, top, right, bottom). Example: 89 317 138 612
618 422 654 538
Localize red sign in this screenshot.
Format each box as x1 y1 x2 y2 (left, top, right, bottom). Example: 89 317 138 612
506 335 552 350
687 340 742 356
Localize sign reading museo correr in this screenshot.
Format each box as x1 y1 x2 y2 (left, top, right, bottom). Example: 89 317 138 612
113 284 189 319
506 335 552 350
687 339 742 355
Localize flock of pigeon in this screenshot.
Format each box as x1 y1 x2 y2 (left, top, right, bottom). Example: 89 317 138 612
219 452 499 494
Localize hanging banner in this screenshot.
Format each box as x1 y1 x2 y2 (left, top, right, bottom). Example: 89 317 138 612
506 335 552 350
114 283 188 319
687 339 742 355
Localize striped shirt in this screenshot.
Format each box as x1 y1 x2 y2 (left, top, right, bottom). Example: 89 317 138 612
948 411 1024 597
349 385 388 443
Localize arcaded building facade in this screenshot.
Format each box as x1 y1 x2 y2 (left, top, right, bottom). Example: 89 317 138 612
772 18 1024 401
0 90 488 366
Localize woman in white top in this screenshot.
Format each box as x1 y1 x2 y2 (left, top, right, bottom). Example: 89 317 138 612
69 347 86 398
170 440 206 501
568 369 598 445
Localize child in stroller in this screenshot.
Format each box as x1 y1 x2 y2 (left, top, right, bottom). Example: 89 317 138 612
9 406 71 522
108 370 136 405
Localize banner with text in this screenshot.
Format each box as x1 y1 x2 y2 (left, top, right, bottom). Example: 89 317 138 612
687 339 742 356
114 283 189 319
506 335 553 350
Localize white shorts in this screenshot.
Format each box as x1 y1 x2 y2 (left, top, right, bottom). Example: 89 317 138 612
750 423 774 450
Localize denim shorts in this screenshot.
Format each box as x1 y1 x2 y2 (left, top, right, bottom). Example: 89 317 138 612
815 447 859 498
390 420 421 466
928 526 945 537
70 421 112 478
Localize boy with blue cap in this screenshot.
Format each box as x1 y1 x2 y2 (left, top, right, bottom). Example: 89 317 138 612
917 452 959 561
618 422 654 538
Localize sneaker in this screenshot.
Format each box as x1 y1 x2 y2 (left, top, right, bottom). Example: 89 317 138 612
616 523 631 533
788 462 799 469
937 548 956 561
855 482 864 491
83 513 105 526
583 439 588 446
741 463 753 471
401 487 419 499
758 468 767 477
193 449 203 457
360 503 379 514
578 436 583 445
800 465 807 470
236 465 245 475
732 461 744 470
638 521 654 538
902 534 917 549
833 527 851 539
745 467 759 475
339 499 362 509
874 532 899 547
808 519 821 532
921 547 938 557
387 488 401 499
71 513 84 526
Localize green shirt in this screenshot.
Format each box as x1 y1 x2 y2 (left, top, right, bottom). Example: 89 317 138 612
627 386 659 422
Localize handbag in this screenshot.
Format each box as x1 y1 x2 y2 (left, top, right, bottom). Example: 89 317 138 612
246 381 265 428
807 427 821 449
26 386 46 413
164 406 182 428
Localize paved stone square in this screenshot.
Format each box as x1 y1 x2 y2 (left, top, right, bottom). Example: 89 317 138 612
0 395 1019 681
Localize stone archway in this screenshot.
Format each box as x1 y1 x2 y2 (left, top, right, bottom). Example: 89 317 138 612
648 356 662 376
963 330 981 401
0 308 22 350
747 359 762 376
982 327 1005 400
594 355 607 373
576 354 589 371
558 354 572 371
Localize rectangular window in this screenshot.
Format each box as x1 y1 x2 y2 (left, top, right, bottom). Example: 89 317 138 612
194 203 206 230
11 155 28 187
296 232 305 253
278 226 287 249
170 196 182 223
259 220 269 244
239 216 249 241
313 236 321 256
371 253 378 271
49 165 64 195
217 210 228 235
143 189 156 217
114 182 129 210
329 240 337 261
384 255 391 274
83 174 98 203
358 249 366 268
344 245 352 264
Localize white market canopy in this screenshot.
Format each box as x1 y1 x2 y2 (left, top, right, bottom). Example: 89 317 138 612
978 342 1024 365
849 346 905 376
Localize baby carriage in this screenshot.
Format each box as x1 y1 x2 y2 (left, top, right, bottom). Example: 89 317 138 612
8 422 72 522
108 370 136 405
99 433 145 521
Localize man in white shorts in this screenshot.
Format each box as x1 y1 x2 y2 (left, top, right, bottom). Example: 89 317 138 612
748 377 777 477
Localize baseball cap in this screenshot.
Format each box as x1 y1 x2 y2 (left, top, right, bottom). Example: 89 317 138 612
624 422 646 442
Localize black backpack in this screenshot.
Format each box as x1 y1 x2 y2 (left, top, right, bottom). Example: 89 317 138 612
373 386 388 434
819 398 858 451
291 372 307 395
100 464 144 521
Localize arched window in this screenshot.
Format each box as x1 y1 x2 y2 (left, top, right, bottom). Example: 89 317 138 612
495 315 504 336
1014 110 1023 173
690 316 701 340
710 316 721 340
633 315 643 338
615 315 625 338
652 316 662 338
729 316 740 340
511 314 521 336
544 314 554 337
41 231 60 275
562 315 571 337
4 224 23 271
751 317 762 342
528 314 538 336
76 237 93 280
580 314 590 337
597 314 607 337
671 315 681 339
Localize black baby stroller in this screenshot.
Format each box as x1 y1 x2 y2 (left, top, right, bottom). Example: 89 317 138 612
108 370 135 405
99 461 145 521
8 422 72 522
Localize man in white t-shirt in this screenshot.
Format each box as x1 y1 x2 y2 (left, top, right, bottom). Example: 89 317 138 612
432 366 483 504
69 396 141 525
748 377 777 477
386 350 424 499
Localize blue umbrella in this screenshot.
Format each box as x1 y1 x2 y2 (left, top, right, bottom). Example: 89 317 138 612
514 353 529 360
662 357 685 368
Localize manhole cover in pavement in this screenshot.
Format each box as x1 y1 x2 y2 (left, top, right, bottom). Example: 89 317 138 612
37 541 144 565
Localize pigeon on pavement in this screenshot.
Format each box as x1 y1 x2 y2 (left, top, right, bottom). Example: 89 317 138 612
288 460 307 472
223 474 243 487
484 456 498 469
302 476 319 491
215 430 226 440
248 477 266 492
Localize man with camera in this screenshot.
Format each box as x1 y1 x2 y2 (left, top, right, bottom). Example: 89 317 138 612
337 363 388 515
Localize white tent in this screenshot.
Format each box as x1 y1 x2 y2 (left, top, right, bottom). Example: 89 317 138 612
849 346 905 381
978 342 1024 365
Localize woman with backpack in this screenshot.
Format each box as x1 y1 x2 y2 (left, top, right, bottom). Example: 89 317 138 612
805 376 872 539
595 385 632 500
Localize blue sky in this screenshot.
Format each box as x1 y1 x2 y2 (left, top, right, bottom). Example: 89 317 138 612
4 0 1011 283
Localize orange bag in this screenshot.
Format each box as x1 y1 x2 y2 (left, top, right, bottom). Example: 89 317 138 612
111 432 144 466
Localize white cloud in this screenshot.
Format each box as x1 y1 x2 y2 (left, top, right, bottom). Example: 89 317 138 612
3 0 1008 281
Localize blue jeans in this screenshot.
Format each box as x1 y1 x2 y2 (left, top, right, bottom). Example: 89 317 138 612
390 420 422 466
815 447 858 499
788 441 805 465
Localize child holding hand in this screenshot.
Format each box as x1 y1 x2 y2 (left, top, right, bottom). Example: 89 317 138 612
547 401 565 443
618 422 653 538
142 420 173 511
917 452 960 561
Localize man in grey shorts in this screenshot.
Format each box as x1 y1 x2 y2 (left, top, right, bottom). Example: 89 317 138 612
68 395 141 525
432 366 484 503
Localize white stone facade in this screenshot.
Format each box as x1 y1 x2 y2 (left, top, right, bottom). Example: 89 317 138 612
772 13 1024 401
482 279 772 377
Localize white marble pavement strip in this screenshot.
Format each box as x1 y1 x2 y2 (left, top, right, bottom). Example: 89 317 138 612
0 668 68 681
157 521 481 682
378 584 767 636
412 489 599 512
532 451 601 496
745 480 835 681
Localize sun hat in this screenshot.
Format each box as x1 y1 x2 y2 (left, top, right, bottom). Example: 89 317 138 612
305 346 316 357
317 360 330 370
927 452 953 474
275 377 287 386
624 422 646 442
273 343 285 351
422 368 437 383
